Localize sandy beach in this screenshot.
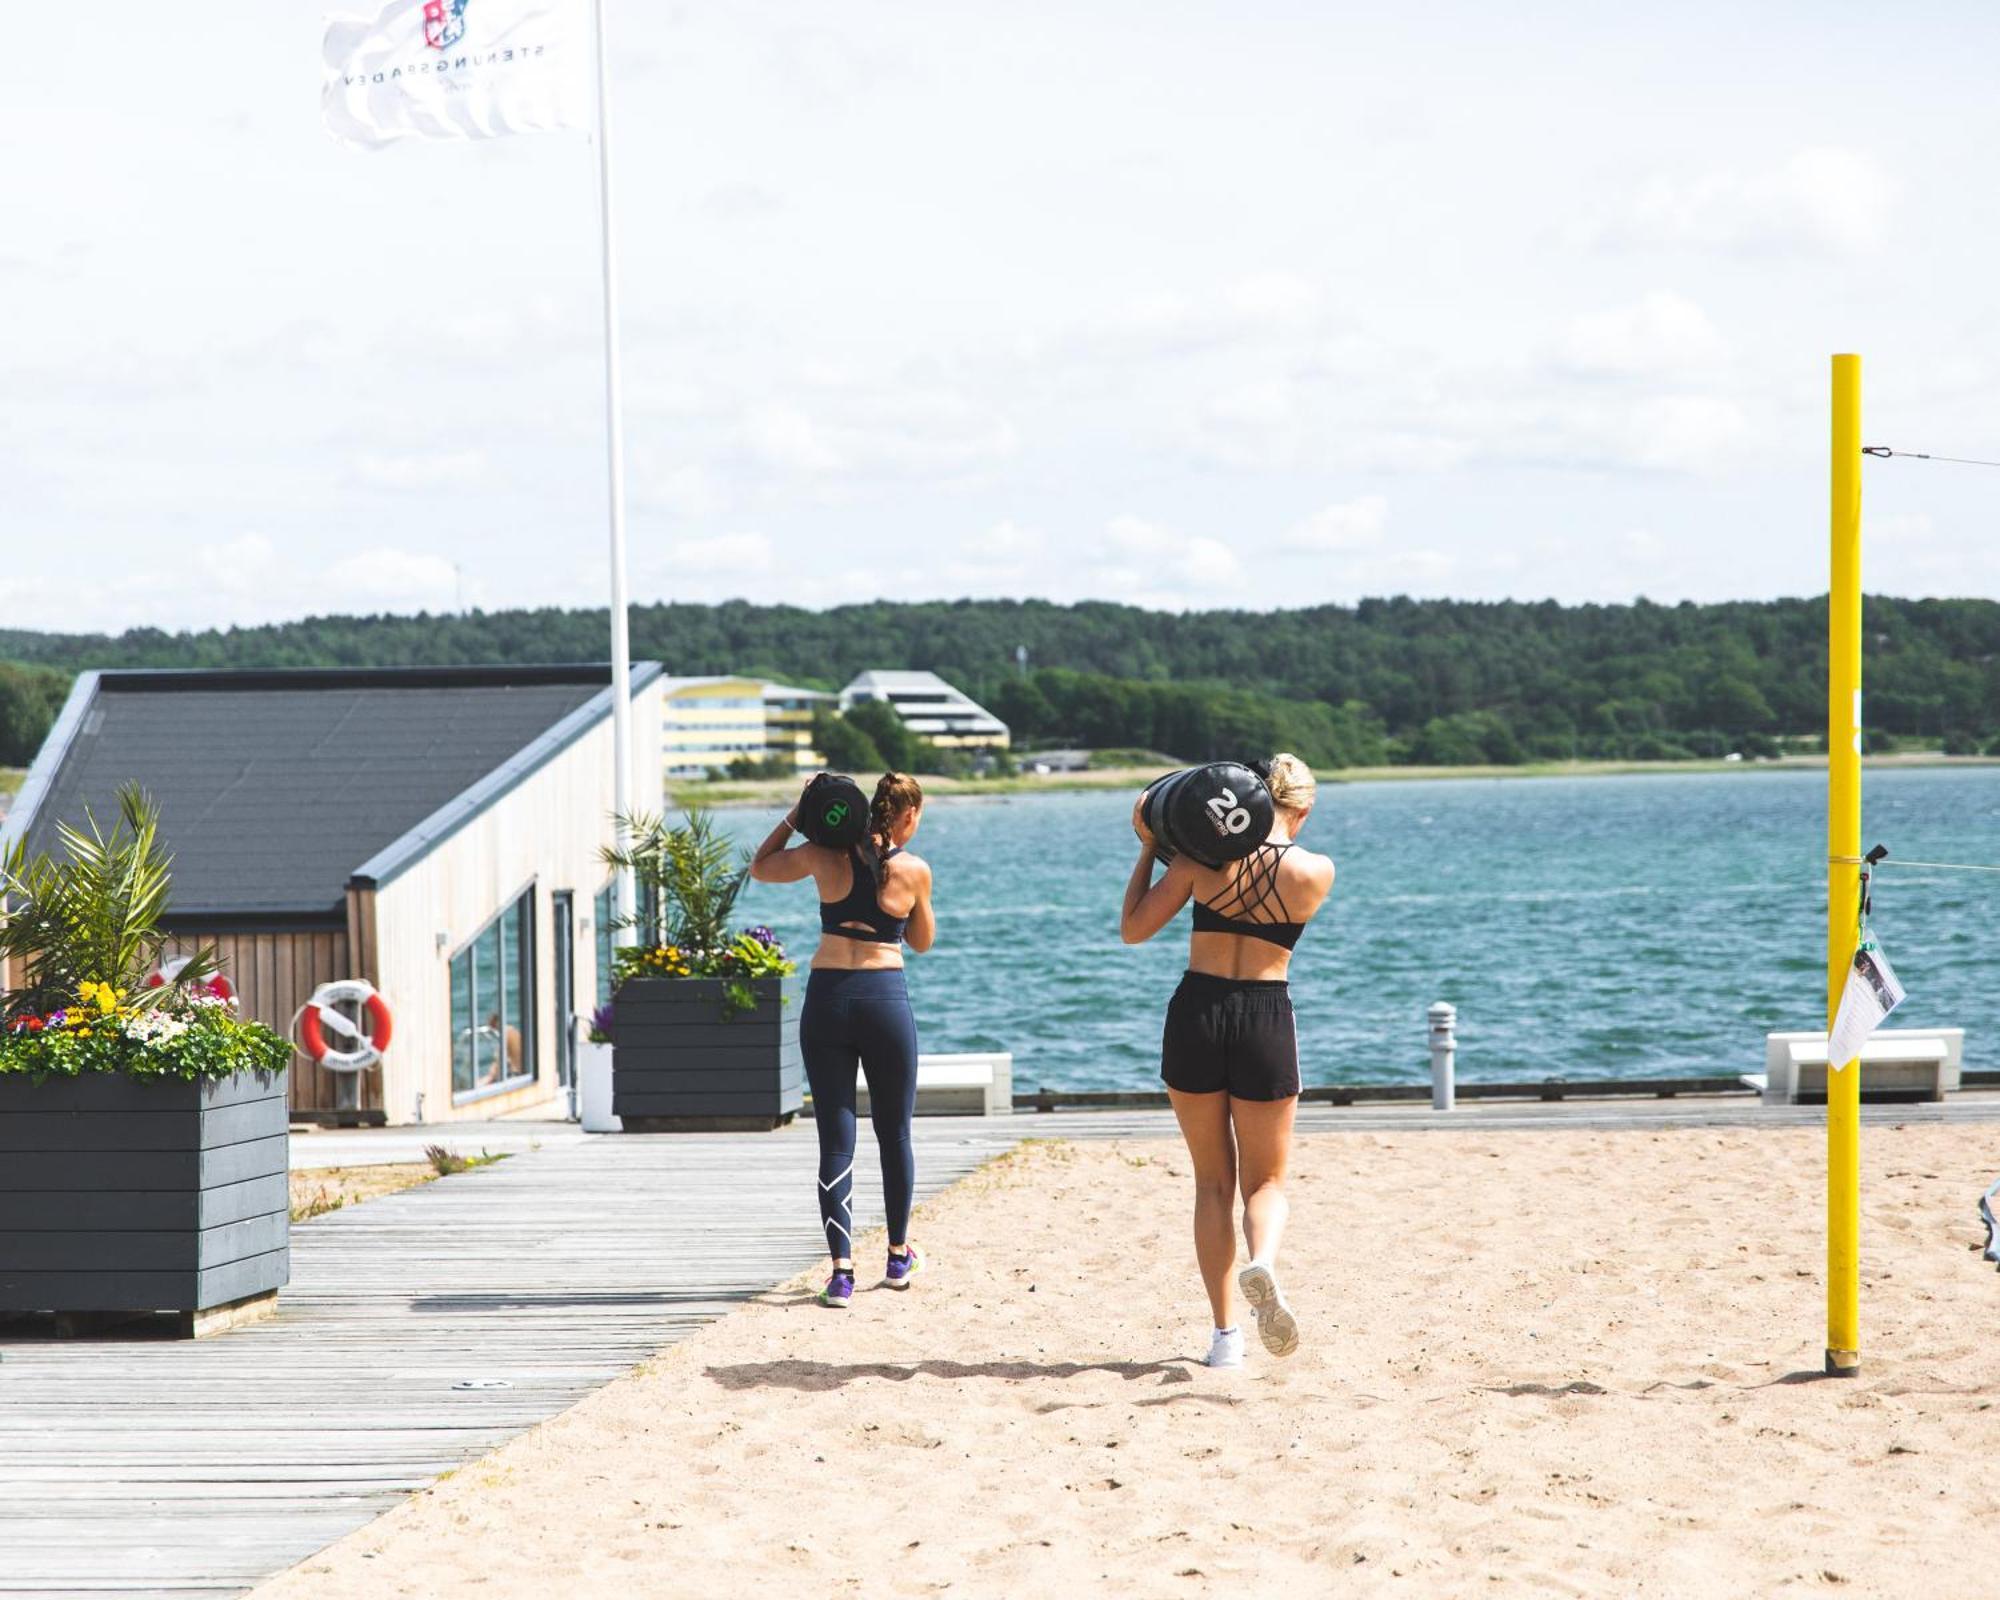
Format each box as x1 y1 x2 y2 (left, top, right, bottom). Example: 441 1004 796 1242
255 1123 2000 1599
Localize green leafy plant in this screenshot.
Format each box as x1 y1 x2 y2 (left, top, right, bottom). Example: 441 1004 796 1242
598 810 795 1018
714 927 795 1017
600 807 747 954
0 787 288 1082
0 786 219 1023
423 1144 507 1177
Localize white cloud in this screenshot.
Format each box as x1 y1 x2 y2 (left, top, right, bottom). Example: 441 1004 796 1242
1190 379 1303 468
353 449 489 491
739 391 1016 482
943 519 1048 591
1285 496 1389 552
1178 536 1244 589
744 404 845 474
636 460 733 518
195 533 278 599
1615 394 1753 471
324 547 460 611
1327 429 1476 474
1556 292 1729 378
1223 272 1322 331
700 182 785 222
1096 514 1245 605
665 531 776 573
1592 148 1893 255
1079 273 1326 363
1104 513 1166 556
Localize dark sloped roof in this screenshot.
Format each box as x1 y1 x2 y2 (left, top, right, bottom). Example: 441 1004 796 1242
16 667 631 923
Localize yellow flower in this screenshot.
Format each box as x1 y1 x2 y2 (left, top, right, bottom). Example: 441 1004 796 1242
76 1026 92 1038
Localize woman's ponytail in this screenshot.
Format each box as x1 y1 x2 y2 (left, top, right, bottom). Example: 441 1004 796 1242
867 771 925 886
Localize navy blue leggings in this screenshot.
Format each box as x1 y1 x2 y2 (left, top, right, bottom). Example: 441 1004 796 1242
800 967 919 1262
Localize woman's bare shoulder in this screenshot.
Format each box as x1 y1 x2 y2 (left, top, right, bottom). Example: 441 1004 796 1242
1287 846 1335 889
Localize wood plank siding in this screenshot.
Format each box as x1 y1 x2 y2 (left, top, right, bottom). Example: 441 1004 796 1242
365 679 663 1124
160 932 362 1120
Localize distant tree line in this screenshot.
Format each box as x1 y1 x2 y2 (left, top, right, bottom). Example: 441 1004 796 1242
0 663 70 767
4 594 1999 770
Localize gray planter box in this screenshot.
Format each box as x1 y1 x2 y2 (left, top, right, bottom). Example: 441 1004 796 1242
613 976 801 1131
0 1068 290 1322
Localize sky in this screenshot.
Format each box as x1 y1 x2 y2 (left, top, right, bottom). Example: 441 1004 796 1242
6 1 2000 634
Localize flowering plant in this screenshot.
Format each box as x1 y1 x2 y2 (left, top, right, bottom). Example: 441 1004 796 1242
0 787 291 1082
610 925 795 1018
586 1002 616 1045
0 982 289 1083
613 942 695 983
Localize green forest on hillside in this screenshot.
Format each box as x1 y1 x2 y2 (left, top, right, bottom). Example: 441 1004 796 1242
3 595 1997 769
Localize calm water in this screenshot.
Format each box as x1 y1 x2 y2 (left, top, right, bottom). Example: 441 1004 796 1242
726 768 2000 1091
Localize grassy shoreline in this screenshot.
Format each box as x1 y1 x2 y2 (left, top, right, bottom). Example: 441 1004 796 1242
670 751 1999 809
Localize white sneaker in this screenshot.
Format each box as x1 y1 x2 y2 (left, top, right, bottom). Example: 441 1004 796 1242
1204 1326 1244 1368
1237 1261 1299 1358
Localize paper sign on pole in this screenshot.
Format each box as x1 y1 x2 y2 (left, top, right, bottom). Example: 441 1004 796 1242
1827 941 1906 1070
323 0 590 148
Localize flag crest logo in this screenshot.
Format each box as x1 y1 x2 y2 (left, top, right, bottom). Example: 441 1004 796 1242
423 0 470 49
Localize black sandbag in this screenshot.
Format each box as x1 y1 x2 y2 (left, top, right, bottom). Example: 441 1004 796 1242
797 772 869 848
1140 762 1274 867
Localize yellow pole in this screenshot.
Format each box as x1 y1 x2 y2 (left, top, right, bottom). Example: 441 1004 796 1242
1826 353 1863 1377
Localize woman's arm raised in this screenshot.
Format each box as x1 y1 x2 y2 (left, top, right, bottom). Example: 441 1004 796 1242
748 795 816 884
1120 793 1194 943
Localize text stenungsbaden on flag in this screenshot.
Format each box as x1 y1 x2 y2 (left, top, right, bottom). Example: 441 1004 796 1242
323 0 589 148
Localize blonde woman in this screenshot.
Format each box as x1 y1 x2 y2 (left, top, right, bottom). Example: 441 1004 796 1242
750 773 934 1309
1120 754 1334 1367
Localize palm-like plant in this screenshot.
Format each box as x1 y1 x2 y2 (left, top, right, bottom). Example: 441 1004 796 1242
598 807 748 958
0 786 217 1022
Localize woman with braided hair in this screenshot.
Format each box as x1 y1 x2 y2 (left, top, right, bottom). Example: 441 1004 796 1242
750 772 935 1308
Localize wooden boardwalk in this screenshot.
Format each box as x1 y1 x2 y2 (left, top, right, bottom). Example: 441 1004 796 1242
9 1095 2000 1597
0 1122 1026 1600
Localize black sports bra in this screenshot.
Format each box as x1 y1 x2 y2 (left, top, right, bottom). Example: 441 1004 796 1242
1191 842 1306 951
819 845 909 944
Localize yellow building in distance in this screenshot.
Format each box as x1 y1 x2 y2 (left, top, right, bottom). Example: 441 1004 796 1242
660 676 832 778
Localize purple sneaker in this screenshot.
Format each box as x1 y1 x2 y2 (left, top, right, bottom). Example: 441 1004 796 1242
818 1267 854 1309
883 1244 924 1290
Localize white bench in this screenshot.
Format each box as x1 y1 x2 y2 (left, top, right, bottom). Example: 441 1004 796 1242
855 1052 1013 1118
1758 1028 1961 1104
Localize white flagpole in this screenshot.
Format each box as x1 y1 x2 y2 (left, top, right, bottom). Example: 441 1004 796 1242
590 0 636 933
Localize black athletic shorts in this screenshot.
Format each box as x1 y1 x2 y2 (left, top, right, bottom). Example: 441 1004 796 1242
1160 972 1300 1101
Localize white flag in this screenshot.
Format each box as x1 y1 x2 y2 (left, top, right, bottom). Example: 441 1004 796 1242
323 0 591 149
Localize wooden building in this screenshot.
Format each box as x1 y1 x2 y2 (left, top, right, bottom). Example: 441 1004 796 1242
0 664 664 1125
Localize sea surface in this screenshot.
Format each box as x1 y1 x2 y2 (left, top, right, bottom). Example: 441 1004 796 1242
725 768 2000 1092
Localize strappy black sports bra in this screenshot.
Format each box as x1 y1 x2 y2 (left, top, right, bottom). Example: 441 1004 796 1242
819 845 909 945
1190 842 1307 951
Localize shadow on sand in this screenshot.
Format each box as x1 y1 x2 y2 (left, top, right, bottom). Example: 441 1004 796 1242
703 1356 1199 1392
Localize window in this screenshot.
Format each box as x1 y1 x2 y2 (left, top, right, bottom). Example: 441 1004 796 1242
595 876 660 1006
450 888 536 1099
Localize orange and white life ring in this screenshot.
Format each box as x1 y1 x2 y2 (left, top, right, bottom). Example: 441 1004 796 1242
145 956 235 1004
301 980 393 1072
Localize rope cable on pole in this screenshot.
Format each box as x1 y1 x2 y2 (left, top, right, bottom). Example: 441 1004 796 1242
1863 446 2000 469
1829 854 2000 875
